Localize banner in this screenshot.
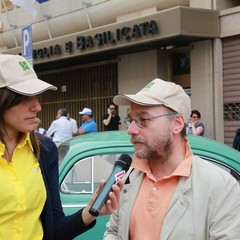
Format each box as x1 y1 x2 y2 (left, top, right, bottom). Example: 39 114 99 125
11 0 37 18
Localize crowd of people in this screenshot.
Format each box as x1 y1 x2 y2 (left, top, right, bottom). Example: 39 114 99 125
37 101 205 146
33 82 206 144
36 101 122 146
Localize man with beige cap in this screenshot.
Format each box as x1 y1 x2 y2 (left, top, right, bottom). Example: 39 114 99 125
104 78 240 240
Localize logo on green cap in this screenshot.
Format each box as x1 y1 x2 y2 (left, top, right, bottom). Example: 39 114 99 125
19 61 30 71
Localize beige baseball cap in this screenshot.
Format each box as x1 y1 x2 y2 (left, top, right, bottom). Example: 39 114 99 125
113 78 191 121
0 54 57 96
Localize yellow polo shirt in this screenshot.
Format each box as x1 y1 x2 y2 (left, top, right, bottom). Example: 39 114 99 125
0 133 46 240
130 140 192 240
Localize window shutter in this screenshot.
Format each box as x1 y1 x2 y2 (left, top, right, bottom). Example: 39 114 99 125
1 0 14 12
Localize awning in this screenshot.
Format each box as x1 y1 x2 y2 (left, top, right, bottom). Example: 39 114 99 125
4 6 219 70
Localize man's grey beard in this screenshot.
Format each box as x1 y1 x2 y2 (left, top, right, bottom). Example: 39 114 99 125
134 137 173 164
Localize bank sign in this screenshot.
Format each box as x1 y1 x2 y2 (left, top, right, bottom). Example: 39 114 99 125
32 20 158 60
4 7 219 64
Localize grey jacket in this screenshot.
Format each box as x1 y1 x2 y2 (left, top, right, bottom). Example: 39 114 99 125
103 155 240 240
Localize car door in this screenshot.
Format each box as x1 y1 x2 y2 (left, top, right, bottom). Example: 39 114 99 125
59 148 133 240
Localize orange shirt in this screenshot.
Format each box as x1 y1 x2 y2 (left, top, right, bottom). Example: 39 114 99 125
129 141 192 240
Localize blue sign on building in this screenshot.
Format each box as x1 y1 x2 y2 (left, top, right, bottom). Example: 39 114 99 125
37 0 49 3
22 24 32 60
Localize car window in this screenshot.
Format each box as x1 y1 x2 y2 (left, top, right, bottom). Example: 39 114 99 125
60 153 133 194
58 144 70 165
60 153 240 194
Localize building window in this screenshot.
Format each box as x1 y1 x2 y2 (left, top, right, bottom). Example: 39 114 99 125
1 0 13 12
224 103 240 121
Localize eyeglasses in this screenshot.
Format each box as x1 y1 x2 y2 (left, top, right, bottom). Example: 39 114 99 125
192 116 199 119
110 108 116 110
129 113 176 128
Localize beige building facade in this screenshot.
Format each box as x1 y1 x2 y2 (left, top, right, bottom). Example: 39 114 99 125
1 0 240 145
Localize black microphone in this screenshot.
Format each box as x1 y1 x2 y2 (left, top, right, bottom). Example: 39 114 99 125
89 154 132 217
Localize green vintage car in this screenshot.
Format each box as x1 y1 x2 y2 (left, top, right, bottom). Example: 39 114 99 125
58 130 240 240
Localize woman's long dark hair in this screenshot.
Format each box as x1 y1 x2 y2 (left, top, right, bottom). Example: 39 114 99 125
0 88 41 160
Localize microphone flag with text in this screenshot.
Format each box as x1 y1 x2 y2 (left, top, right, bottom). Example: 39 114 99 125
89 154 132 216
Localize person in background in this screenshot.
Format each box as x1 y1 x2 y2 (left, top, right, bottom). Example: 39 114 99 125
124 108 131 128
233 128 240 151
187 109 205 136
34 117 47 135
102 103 121 131
103 78 240 240
74 108 97 136
67 113 78 134
46 108 73 146
0 54 123 240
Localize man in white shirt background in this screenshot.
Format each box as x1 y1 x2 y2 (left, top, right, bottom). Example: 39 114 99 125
47 108 74 146
67 113 78 134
